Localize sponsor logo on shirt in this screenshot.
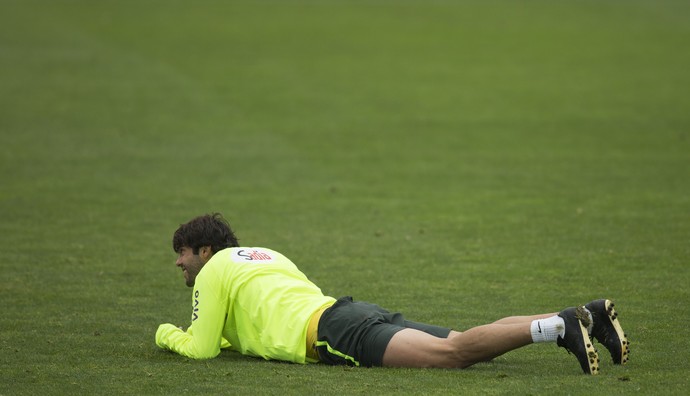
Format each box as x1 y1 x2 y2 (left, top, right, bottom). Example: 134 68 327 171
232 248 275 263
192 290 200 321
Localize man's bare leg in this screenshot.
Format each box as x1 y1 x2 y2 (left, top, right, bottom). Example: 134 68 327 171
382 321 534 368
382 308 600 375
491 313 557 325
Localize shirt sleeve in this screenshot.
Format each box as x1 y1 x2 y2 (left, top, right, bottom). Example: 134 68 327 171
155 269 227 359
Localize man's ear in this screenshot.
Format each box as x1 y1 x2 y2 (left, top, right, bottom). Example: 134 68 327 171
199 246 214 263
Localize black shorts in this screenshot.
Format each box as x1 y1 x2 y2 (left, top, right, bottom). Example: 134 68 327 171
315 296 452 367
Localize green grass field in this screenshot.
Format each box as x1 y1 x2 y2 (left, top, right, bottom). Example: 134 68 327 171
2 0 689 394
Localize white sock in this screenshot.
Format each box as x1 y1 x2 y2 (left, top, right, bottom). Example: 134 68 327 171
530 316 566 343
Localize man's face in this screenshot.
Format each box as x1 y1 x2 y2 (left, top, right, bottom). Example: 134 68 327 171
176 246 206 287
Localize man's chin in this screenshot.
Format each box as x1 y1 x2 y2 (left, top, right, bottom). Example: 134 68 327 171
182 271 195 287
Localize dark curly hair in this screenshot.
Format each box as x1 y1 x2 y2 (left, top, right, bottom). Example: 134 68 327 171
172 213 239 255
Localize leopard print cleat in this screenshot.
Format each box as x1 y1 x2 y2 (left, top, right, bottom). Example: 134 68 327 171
585 299 630 365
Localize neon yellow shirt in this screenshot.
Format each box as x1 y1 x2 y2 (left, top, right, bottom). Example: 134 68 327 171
156 247 336 362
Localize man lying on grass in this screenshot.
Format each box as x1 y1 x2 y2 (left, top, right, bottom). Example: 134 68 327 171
156 213 629 375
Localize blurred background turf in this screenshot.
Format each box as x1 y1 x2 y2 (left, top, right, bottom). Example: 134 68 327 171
1 1 689 394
